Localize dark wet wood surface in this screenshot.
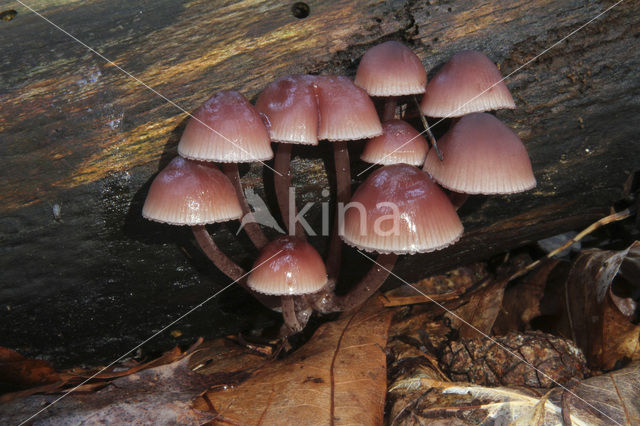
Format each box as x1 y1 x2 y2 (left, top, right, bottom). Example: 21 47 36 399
1 0 638 366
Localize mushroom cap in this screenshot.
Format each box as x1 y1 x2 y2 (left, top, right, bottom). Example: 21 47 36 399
423 113 536 194
360 119 429 166
247 236 328 296
354 41 427 96
341 164 463 254
142 156 242 225
313 75 383 141
178 90 273 163
420 50 515 117
255 75 319 145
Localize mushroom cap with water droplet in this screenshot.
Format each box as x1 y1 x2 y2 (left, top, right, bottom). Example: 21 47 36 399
178 90 273 163
142 156 242 225
341 164 463 254
354 41 427 96
420 50 515 117
248 236 328 295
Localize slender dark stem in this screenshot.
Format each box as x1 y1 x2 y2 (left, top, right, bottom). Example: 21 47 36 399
325 141 351 291
221 163 269 250
314 253 398 313
382 96 398 121
448 191 469 210
191 225 279 310
274 143 305 238
413 95 443 161
192 225 245 280
281 295 302 333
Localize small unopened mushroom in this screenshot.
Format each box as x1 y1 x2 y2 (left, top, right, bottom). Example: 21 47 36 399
420 50 515 118
247 236 327 333
178 90 273 249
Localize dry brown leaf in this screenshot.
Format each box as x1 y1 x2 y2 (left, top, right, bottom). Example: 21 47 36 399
193 297 393 425
493 259 562 334
0 355 218 425
446 278 509 338
559 361 640 425
388 362 640 425
381 265 486 307
0 347 61 393
563 240 640 369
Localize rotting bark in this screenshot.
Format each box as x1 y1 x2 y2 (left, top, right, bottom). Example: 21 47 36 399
1 0 639 366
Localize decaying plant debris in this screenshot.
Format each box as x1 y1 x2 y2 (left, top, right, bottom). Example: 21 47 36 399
2 236 638 424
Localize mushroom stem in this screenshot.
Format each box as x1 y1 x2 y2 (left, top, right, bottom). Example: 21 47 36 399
313 253 398 313
325 141 351 290
191 225 279 310
447 191 469 210
274 143 305 238
281 295 302 334
382 96 398 121
221 163 269 250
413 95 443 161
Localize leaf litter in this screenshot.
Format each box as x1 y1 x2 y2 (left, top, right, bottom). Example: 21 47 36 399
1 237 638 425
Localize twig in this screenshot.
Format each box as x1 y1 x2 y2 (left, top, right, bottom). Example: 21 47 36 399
508 207 635 282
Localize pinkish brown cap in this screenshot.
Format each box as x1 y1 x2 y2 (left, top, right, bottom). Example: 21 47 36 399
313 76 383 141
255 75 319 145
423 113 536 194
420 50 515 117
360 119 429 166
142 156 242 225
341 164 463 254
247 236 328 295
178 90 273 163
354 41 427 96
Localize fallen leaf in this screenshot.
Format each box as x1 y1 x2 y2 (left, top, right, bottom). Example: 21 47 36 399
193 297 393 425
0 354 218 425
563 240 640 369
0 347 60 393
381 264 486 307
493 259 562 334
558 361 640 425
388 362 640 425
446 277 508 338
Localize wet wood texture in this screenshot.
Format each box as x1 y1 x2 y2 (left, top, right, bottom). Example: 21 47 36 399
0 0 639 365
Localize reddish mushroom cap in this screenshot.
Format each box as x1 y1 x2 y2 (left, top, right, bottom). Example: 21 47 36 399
142 156 242 225
313 75 383 141
341 164 463 254
423 113 536 194
420 50 515 117
360 119 429 166
255 75 319 145
247 236 328 295
354 41 427 96
178 90 273 162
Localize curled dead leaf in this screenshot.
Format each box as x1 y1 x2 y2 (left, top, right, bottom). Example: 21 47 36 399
192 297 393 425
563 240 640 369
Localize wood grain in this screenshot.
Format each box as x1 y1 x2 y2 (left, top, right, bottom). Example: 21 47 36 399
0 0 638 366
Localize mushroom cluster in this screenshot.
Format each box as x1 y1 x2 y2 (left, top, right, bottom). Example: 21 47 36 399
142 42 536 336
